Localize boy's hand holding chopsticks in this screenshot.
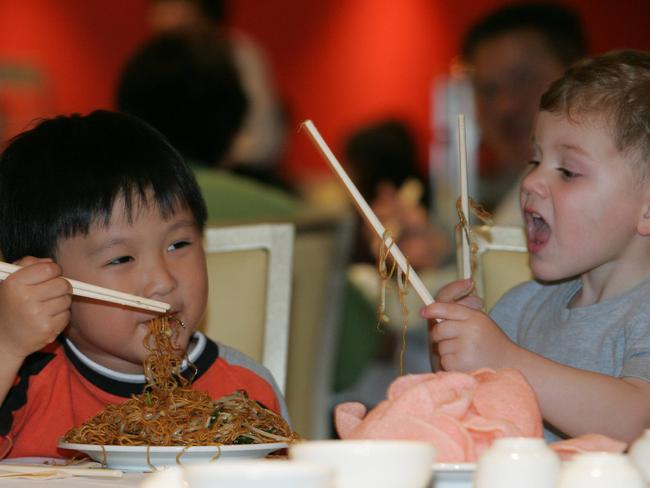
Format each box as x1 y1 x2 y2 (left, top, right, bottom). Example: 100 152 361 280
0 257 71 361
0 256 170 362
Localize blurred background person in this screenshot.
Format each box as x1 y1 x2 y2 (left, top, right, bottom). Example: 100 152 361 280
336 2 588 410
332 118 455 412
116 31 303 222
345 118 451 269
375 2 588 273
148 0 288 190
463 1 587 224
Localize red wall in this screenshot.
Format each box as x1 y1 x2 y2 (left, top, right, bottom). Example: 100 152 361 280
0 0 149 137
1 0 649 183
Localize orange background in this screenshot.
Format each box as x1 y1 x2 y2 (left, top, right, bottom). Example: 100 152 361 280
1 0 649 183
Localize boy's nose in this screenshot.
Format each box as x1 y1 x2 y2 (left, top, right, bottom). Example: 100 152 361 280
521 166 548 199
143 260 177 299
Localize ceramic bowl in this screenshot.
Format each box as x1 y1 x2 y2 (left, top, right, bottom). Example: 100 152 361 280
289 439 436 488
183 459 333 488
557 452 645 488
474 437 560 488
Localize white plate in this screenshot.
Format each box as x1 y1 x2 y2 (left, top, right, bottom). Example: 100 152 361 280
432 463 475 488
58 441 288 472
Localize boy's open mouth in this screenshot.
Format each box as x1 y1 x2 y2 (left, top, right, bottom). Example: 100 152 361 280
524 210 550 253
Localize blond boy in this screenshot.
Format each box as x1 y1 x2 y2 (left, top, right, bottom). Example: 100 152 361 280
422 50 650 442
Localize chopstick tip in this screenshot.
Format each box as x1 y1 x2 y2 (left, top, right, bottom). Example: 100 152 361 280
298 119 312 132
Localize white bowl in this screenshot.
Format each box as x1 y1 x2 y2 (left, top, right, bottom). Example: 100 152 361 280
557 452 645 488
140 467 183 488
475 437 560 488
629 428 650 482
183 459 333 488
289 439 436 488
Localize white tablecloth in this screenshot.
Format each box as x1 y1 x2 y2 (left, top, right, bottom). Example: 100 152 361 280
0 472 147 488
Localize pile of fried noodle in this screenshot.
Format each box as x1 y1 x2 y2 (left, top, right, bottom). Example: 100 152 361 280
376 229 411 376
63 315 297 447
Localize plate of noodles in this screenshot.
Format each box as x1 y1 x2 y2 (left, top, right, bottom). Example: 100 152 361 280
57 441 289 471
58 316 297 472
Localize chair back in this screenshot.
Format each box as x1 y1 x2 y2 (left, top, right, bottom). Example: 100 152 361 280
459 225 532 310
286 213 355 439
200 223 294 393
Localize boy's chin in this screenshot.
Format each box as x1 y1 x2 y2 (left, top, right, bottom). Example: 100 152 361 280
531 270 575 284
530 261 566 283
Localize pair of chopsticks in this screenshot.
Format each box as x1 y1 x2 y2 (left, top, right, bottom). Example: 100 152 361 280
0 463 123 478
302 120 435 305
0 261 170 313
301 117 472 306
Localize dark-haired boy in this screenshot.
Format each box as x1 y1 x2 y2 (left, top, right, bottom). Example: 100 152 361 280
0 110 287 458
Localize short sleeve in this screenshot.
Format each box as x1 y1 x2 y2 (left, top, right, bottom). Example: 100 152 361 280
621 317 650 382
489 280 543 341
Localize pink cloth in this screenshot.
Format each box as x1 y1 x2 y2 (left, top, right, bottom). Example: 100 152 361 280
550 434 627 461
335 368 542 462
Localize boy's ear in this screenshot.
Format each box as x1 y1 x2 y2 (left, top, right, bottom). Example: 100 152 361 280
638 193 650 236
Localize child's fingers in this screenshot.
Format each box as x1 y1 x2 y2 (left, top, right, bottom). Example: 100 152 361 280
32 277 72 302
434 279 474 303
49 310 71 336
436 338 457 358
7 261 62 286
12 256 53 267
41 294 73 318
457 295 484 311
437 346 459 371
430 320 461 342
421 302 473 321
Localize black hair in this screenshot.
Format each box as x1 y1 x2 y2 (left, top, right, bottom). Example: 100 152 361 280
116 31 247 167
345 119 430 206
462 2 587 66
193 0 226 23
153 0 227 24
0 110 207 262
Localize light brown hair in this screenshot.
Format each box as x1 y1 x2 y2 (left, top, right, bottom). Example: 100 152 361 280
541 49 650 178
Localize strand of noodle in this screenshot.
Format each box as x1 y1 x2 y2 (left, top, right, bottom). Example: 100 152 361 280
146 446 158 472
396 263 410 376
455 197 493 276
175 445 191 465
209 445 222 462
377 230 397 325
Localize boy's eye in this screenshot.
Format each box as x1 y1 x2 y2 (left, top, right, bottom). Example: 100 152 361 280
525 160 540 174
106 256 134 266
167 240 191 252
556 167 579 179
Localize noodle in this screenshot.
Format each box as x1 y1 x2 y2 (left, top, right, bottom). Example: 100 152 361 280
396 266 410 376
63 315 297 447
376 230 411 375
374 197 492 376
376 230 397 326
455 196 493 275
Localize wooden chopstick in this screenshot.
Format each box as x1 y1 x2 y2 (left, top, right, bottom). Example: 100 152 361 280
457 114 472 280
0 261 170 313
301 119 434 306
0 463 123 478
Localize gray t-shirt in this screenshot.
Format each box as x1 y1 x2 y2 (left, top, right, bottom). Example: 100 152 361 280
490 277 650 439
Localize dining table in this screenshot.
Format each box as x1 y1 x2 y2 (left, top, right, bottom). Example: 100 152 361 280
0 451 477 488
0 474 146 488
0 458 151 488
